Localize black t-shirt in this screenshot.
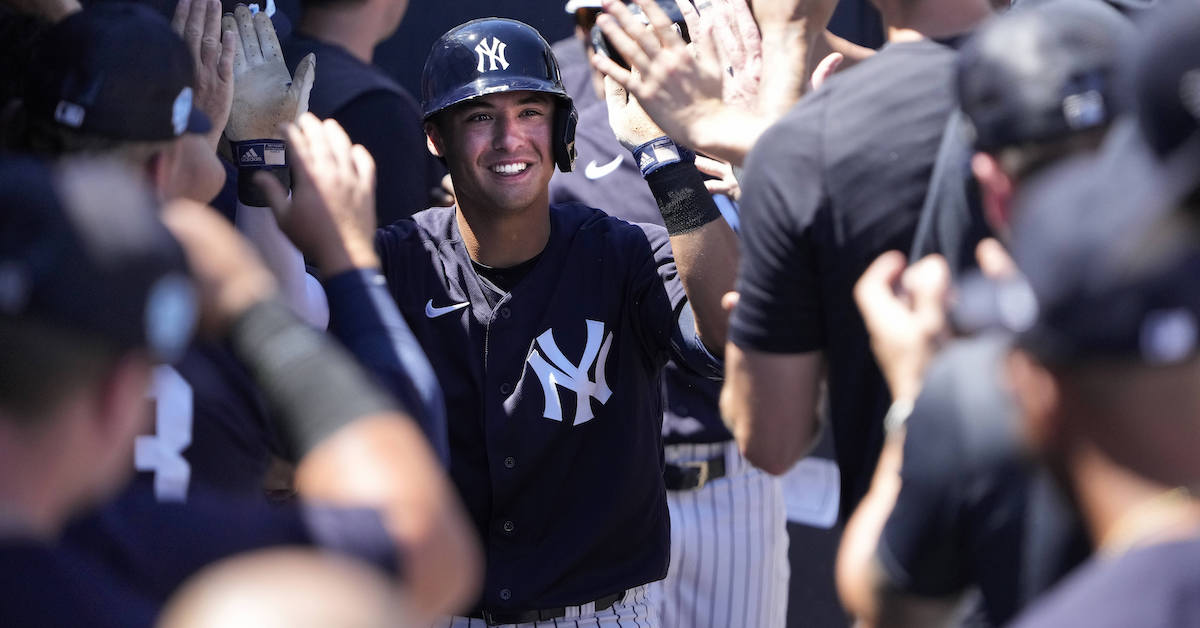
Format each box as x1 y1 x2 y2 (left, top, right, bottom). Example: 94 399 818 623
1011 536 1200 628
729 38 961 514
877 335 1089 626
284 34 446 226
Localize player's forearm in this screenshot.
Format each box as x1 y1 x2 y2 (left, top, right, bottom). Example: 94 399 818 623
295 415 483 617
837 435 905 625
236 200 330 329
644 161 738 355
688 108 772 168
720 345 823 474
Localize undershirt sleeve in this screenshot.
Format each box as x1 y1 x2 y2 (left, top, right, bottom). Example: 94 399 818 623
728 99 830 354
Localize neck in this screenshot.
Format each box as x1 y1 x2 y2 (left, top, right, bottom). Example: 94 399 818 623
300 8 383 63
880 0 991 43
454 203 551 268
1069 442 1200 556
0 417 87 540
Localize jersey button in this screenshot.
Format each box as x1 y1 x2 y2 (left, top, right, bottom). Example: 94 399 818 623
499 588 512 601
503 456 516 469
500 307 511 319
502 520 515 534
499 383 512 395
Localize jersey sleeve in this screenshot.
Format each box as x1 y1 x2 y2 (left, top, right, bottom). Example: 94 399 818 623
323 268 449 465
728 100 829 354
335 91 446 225
629 221 723 379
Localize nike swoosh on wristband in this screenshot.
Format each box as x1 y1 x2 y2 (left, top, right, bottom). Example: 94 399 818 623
584 155 623 180
425 299 470 318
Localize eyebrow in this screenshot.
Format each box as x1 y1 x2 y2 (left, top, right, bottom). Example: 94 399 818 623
461 94 553 111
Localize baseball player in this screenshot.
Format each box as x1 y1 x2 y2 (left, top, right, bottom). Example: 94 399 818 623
0 155 479 625
551 3 788 627
263 14 739 627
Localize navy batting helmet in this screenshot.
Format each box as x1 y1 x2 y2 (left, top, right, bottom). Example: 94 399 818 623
421 18 578 172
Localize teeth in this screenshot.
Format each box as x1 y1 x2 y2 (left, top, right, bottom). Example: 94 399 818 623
492 163 528 175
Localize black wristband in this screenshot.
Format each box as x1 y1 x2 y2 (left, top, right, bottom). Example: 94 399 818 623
645 160 723 235
228 299 396 459
232 139 289 207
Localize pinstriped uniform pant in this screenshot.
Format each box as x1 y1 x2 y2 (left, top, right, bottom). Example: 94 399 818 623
438 585 659 628
655 441 790 628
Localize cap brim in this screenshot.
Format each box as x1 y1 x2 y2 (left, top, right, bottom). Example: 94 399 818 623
186 107 212 136
564 0 603 13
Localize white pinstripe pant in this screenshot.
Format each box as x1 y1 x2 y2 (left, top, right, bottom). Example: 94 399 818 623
655 441 790 628
437 585 659 628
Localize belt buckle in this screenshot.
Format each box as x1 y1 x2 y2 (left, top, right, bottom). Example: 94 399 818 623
680 459 711 490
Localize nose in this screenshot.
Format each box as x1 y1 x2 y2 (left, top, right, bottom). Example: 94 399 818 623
491 113 526 153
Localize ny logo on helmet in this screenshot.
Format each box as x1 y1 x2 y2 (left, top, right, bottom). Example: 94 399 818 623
513 320 613 425
475 37 510 73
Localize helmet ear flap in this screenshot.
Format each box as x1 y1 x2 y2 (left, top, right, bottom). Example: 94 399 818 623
554 101 578 172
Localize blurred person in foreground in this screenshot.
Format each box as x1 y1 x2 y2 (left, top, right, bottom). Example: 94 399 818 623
0 156 480 626
835 2 1134 626
1007 4 1200 624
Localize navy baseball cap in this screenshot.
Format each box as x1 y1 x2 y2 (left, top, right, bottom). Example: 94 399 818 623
25 3 211 142
957 0 1134 153
0 156 197 361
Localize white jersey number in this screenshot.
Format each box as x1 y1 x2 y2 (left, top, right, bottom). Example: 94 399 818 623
135 365 193 502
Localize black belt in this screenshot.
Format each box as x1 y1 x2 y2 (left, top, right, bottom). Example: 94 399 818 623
469 591 625 625
664 453 726 491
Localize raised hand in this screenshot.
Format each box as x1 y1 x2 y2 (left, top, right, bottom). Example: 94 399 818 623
221 4 315 142
172 0 234 150
257 113 378 276
853 251 952 404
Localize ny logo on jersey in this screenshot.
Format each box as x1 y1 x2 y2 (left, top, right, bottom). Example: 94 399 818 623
523 319 613 425
475 37 510 73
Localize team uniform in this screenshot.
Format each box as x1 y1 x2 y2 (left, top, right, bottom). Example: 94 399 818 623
284 34 446 225
376 200 720 625
550 91 788 628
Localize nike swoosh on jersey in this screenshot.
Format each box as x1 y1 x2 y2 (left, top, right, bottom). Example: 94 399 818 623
424 299 470 318
584 155 623 180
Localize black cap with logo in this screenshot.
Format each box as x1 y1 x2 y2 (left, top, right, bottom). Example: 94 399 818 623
25 2 211 141
0 156 197 361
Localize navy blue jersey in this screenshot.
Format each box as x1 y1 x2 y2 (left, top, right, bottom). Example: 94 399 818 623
375 202 720 611
550 97 734 445
0 539 155 628
136 342 283 502
46 477 396 625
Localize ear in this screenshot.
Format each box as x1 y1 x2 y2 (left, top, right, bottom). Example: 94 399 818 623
1005 348 1061 458
424 121 445 158
92 354 154 454
972 152 1014 237
147 140 183 203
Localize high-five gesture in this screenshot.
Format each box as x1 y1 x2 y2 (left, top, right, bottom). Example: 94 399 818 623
221 4 315 142
257 113 378 276
172 0 234 150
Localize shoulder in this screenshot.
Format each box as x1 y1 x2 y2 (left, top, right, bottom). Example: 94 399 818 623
908 334 1019 467
1013 538 1200 628
377 207 454 250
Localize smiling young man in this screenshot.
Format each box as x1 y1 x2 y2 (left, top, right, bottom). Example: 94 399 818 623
271 14 740 627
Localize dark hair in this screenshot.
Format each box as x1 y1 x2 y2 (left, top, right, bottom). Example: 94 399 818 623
992 126 1109 183
0 316 121 424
